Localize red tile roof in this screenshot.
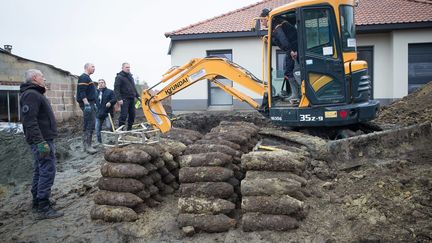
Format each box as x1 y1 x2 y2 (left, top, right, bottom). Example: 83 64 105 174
166 0 432 37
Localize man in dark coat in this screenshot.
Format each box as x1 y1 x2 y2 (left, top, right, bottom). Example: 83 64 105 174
261 8 300 101
20 69 63 220
76 63 98 154
95 79 116 143
114 62 140 131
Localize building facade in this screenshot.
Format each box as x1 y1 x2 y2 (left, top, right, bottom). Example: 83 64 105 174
0 47 81 122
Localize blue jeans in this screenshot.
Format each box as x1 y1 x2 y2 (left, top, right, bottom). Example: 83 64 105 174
30 140 56 201
95 116 113 143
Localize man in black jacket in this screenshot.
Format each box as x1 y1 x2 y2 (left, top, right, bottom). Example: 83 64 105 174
261 9 300 101
76 63 98 154
95 79 116 143
114 62 140 130
20 69 63 220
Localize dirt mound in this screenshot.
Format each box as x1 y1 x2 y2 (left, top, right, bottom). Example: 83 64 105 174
172 111 272 134
0 132 33 184
57 116 84 137
376 81 432 126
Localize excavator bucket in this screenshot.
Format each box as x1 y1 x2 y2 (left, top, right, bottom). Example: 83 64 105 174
141 90 172 133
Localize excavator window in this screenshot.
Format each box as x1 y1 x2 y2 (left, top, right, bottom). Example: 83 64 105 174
340 5 356 52
304 9 333 57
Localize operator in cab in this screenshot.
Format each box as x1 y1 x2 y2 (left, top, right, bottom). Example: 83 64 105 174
261 8 301 103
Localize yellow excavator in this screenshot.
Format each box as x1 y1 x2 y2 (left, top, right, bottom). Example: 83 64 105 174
141 0 379 133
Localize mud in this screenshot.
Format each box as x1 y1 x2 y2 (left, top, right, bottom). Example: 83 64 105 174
1 104 431 242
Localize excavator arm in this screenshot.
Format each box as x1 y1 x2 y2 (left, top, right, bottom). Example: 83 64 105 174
141 57 267 133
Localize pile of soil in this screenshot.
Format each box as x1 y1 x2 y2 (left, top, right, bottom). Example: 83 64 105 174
0 117 82 185
172 111 272 134
0 132 33 185
376 81 432 126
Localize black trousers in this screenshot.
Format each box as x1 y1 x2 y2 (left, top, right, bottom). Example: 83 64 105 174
118 98 135 130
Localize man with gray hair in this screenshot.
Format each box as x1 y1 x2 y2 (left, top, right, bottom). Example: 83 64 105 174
114 62 140 130
76 63 98 154
20 69 63 220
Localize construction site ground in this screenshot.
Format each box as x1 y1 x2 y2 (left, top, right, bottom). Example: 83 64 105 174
1 82 432 242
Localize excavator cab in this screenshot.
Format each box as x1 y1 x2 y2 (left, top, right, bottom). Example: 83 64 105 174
266 0 379 127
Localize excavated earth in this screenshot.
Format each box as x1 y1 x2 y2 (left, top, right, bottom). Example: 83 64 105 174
1 81 432 243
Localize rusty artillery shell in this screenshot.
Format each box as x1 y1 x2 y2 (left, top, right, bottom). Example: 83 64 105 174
184 144 240 158
179 167 234 183
90 205 138 222
178 152 232 168
180 182 233 199
178 197 235 214
241 151 306 174
241 177 302 197
242 212 298 232
97 177 144 193
104 147 151 164
100 162 148 178
241 195 304 216
177 214 236 233
94 190 143 207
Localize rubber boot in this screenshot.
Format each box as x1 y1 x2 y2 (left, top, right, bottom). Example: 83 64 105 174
35 198 63 220
85 134 98 155
287 77 300 101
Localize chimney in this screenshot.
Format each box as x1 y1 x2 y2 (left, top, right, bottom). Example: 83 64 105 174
4 45 12 53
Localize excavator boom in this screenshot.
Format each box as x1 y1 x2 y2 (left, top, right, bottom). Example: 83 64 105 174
141 57 267 133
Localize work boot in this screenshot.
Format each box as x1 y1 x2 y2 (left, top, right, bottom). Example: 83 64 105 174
32 198 56 213
35 199 63 220
83 133 98 154
84 142 98 155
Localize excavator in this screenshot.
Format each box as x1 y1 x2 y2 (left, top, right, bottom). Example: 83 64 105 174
141 0 379 134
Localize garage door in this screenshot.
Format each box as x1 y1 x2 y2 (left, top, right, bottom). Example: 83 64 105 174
408 43 432 93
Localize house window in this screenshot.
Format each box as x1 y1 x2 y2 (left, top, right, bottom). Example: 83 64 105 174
0 89 20 122
408 43 432 93
206 50 233 106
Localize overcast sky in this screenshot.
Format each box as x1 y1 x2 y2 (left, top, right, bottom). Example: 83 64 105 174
1 0 259 88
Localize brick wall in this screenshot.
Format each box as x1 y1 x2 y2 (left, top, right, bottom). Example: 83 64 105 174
45 79 81 122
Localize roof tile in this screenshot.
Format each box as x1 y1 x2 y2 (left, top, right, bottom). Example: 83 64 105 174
167 0 432 37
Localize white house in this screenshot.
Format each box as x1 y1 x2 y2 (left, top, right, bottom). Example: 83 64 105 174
165 0 432 111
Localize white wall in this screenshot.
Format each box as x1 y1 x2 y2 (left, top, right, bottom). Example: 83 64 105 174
358 29 432 100
170 28 432 107
170 37 264 102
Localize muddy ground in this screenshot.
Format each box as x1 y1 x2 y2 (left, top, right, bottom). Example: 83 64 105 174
1 84 432 242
